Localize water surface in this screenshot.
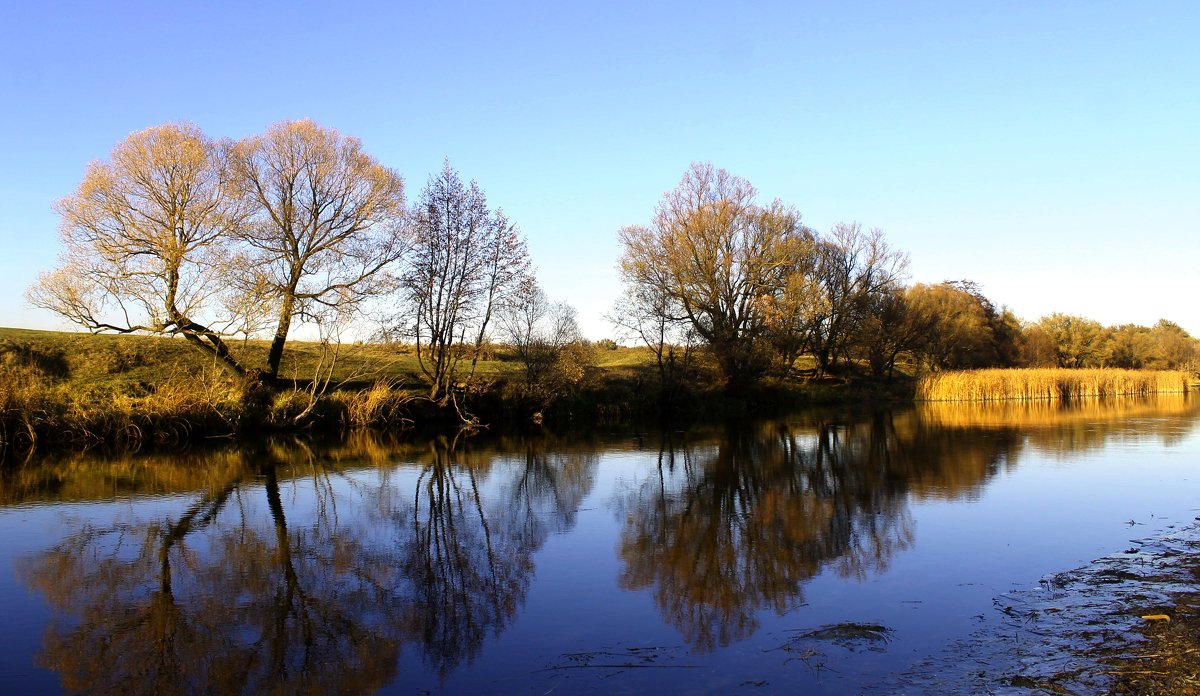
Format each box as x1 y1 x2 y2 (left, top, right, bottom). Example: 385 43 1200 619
1 396 1198 693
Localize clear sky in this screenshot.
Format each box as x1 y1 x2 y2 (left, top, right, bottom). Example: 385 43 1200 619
2 0 1197 338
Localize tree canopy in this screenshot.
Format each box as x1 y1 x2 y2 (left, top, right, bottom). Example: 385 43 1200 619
31 121 409 386
617 163 813 390
29 123 251 376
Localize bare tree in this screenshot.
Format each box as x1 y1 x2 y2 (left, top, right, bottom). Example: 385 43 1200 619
30 120 407 392
499 282 586 397
804 224 909 374
617 163 814 391
28 123 252 378
227 119 408 383
401 161 531 406
608 284 696 399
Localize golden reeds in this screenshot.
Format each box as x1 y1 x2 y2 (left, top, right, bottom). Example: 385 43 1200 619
916 368 1191 402
330 381 415 428
0 363 244 451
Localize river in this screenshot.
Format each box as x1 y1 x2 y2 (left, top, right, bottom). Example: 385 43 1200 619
1 395 1197 693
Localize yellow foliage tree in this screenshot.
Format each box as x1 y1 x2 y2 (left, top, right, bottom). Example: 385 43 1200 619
617 163 813 390
28 123 251 376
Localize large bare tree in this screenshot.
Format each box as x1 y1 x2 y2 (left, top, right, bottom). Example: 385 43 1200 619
227 119 408 382
31 121 408 388
617 163 813 390
401 161 531 406
28 123 252 377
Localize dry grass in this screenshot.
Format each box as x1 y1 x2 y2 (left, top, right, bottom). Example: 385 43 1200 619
916 368 1191 402
328 381 416 428
0 360 244 450
0 327 661 452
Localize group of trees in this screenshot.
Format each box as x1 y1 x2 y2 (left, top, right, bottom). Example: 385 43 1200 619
30 121 585 414
1022 315 1196 370
616 163 1198 391
32 136 1198 411
615 163 912 390
30 121 410 385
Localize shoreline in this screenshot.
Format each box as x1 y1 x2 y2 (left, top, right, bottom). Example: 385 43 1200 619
888 521 1200 693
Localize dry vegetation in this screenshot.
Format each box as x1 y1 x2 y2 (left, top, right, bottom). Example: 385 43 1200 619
0 327 659 451
1112 592 1200 694
916 368 1191 402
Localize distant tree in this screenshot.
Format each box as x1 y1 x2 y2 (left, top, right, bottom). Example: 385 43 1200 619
852 286 935 379
1150 319 1196 370
617 163 813 391
991 307 1025 367
227 119 408 383
1106 323 1156 369
1018 323 1059 367
500 282 591 401
400 162 531 407
944 280 1022 367
901 281 1022 371
608 283 696 399
28 123 252 378
906 282 991 370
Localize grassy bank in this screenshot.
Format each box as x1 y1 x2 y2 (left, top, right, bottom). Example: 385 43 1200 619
0 326 920 453
916 368 1191 402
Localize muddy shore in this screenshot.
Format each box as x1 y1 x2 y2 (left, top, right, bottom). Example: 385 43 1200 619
882 521 1200 693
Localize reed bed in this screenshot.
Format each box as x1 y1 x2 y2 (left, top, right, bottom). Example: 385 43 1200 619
916 368 1191 402
328 380 415 428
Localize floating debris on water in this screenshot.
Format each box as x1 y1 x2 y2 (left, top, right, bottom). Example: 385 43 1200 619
777 622 894 653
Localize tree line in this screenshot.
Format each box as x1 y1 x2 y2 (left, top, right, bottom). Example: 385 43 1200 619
30 129 1198 413
613 163 1198 392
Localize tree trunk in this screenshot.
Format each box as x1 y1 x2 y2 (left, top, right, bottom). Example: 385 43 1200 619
265 294 296 382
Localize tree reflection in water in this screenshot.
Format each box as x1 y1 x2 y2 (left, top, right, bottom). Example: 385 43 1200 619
390 433 596 677
13 400 1196 690
18 433 597 693
617 412 1020 652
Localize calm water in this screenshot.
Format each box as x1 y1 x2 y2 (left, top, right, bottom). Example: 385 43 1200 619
1 396 1198 694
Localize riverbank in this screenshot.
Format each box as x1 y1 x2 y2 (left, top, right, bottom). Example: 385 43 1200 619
6 327 1195 455
888 521 1200 693
996 522 1200 694
0 327 915 454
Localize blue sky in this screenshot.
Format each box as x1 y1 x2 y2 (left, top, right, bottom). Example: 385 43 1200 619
2 0 1197 337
